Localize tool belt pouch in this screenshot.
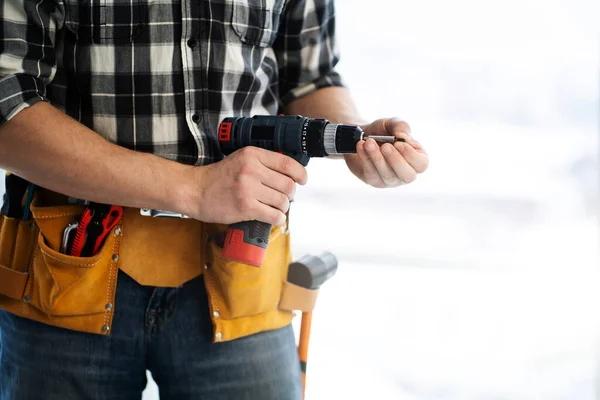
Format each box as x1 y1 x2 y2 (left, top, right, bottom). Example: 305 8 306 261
0 192 121 335
0 215 35 300
202 224 295 342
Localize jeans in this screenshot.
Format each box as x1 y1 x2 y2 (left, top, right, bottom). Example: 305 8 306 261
0 271 302 400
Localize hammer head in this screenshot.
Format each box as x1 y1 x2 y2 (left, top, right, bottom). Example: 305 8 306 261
287 252 338 290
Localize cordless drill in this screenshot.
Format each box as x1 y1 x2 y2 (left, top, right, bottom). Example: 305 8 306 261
218 115 399 267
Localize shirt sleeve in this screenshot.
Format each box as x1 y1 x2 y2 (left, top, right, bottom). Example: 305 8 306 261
0 0 63 126
273 0 345 106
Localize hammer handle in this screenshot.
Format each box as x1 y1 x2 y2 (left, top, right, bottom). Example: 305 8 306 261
298 311 313 400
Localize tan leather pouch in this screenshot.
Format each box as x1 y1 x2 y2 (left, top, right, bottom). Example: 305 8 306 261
0 216 18 269
118 207 204 287
0 215 36 300
0 192 121 335
202 223 295 342
27 195 121 318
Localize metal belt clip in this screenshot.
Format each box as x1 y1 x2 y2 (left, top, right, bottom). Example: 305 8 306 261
140 209 190 219
67 197 90 206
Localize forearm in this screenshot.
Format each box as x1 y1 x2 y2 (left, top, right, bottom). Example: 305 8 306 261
284 86 368 126
0 102 191 212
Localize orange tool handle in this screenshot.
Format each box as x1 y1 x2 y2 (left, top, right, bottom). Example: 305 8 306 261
298 311 313 400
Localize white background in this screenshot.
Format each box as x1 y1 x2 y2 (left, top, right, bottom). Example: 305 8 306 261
2 0 599 399
282 1 600 399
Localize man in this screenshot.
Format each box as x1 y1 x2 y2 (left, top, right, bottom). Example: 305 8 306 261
0 0 428 399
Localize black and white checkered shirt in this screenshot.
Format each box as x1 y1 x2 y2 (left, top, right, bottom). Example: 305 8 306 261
0 0 344 165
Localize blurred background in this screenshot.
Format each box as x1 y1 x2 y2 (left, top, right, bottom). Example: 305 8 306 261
281 0 599 399
2 0 598 399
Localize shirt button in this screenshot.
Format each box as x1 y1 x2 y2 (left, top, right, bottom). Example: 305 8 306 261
192 114 201 123
187 38 197 49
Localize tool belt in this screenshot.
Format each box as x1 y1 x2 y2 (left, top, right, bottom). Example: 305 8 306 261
0 186 317 342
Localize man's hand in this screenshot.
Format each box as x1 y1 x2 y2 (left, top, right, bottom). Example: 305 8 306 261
344 118 429 188
185 147 308 227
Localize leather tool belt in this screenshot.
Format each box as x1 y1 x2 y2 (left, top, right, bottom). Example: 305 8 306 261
0 187 319 342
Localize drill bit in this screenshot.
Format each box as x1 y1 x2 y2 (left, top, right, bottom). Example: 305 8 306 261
363 135 405 143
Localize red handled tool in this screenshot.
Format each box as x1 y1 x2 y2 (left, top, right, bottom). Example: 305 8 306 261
69 204 123 257
69 209 92 257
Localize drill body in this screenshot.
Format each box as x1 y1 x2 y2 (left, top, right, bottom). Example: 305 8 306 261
218 115 363 266
219 115 311 167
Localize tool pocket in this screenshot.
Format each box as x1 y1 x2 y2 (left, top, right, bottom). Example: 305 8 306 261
25 199 121 317
231 0 288 47
0 216 36 300
203 224 291 321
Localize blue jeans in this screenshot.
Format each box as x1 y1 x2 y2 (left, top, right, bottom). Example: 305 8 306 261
0 271 302 400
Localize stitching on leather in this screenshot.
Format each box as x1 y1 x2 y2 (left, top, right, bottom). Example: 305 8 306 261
25 247 39 296
24 224 38 272
203 234 222 339
104 227 120 328
34 212 80 219
40 247 102 267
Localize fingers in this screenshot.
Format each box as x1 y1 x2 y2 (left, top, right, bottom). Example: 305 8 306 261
397 141 429 173
382 143 417 183
255 185 289 226
383 118 412 140
359 118 429 188
257 185 291 215
356 140 386 188
366 118 411 140
260 167 297 200
405 138 425 152
363 139 404 186
357 138 429 187
254 200 287 226
256 148 308 185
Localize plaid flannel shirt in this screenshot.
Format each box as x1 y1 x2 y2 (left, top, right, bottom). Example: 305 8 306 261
0 0 344 165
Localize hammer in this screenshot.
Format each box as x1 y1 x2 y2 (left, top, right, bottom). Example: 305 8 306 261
286 252 338 399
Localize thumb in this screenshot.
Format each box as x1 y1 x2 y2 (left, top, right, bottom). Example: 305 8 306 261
365 118 412 141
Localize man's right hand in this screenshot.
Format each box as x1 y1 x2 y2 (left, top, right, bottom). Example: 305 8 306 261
182 147 308 227
0 103 306 226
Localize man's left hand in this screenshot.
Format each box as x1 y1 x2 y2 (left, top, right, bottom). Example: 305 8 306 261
344 118 429 188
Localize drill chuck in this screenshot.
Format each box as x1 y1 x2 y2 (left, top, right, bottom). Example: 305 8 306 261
327 124 365 154
323 124 337 155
